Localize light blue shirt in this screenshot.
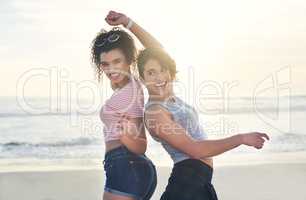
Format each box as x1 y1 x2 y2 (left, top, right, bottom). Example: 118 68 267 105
144 96 207 164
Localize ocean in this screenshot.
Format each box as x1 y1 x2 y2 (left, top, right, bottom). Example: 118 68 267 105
1 95 306 169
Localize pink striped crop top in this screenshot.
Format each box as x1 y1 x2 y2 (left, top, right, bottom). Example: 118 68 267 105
100 77 144 142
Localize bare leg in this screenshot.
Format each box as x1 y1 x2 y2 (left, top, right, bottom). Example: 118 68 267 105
103 191 136 200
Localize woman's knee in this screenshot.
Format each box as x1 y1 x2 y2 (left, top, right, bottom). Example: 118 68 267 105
103 191 136 200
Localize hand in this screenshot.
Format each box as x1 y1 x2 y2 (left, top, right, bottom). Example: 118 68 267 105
105 10 129 27
240 132 270 149
117 113 137 138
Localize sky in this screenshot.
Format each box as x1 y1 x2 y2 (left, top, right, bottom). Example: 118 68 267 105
1 0 306 100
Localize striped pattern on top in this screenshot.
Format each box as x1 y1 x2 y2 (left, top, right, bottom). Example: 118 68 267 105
100 77 144 142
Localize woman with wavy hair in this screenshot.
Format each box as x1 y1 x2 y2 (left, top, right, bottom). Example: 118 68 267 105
91 11 162 200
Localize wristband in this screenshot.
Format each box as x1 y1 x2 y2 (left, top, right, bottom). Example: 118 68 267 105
125 19 133 29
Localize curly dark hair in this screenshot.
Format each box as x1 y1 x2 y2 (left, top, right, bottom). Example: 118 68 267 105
137 48 177 80
90 27 137 82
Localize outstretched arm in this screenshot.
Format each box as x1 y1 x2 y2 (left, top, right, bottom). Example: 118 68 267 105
105 10 163 49
145 105 270 159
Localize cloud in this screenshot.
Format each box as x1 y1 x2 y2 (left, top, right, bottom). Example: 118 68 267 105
1 0 306 97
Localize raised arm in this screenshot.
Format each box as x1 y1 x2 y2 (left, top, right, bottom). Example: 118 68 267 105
105 10 163 49
145 105 270 159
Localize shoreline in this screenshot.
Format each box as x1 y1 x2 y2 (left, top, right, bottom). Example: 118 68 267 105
1 151 306 173
0 163 305 200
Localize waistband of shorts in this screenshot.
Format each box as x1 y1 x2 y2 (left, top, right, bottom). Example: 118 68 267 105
104 145 132 160
104 145 154 167
174 158 213 181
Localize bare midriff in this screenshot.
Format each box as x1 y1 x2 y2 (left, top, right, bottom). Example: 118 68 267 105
105 139 214 169
200 158 214 169
105 140 123 153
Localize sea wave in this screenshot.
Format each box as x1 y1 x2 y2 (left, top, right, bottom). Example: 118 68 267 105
0 137 102 149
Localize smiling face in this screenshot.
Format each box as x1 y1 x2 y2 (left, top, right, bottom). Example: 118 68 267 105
142 59 174 100
99 48 131 88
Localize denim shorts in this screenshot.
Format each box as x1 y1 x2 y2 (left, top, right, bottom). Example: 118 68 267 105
160 159 218 200
103 146 157 200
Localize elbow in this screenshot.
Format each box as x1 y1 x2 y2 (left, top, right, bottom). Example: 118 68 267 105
133 145 146 155
120 136 147 155
132 139 147 155
136 145 147 155
147 43 163 49
156 43 164 49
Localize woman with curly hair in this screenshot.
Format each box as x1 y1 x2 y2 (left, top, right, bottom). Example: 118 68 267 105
91 11 162 200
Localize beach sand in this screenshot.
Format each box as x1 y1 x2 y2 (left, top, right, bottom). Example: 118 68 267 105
0 163 306 200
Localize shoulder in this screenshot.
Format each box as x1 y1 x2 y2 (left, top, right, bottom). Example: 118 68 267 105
113 77 143 100
144 103 174 136
145 103 172 121
122 77 143 97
